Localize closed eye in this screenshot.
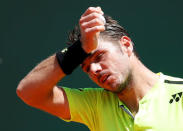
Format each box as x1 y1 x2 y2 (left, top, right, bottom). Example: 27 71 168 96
81 63 90 73
95 53 104 62
86 65 90 73
81 50 106 73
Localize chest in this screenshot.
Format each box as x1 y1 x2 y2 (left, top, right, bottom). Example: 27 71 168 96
134 84 183 131
96 85 183 131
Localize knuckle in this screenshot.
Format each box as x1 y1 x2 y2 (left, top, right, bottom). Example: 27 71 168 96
103 26 105 30
95 26 100 30
94 18 102 24
81 23 86 28
95 26 103 31
84 28 88 33
92 12 99 18
88 7 93 11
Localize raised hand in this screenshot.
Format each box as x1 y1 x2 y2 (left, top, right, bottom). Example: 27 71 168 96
79 7 106 53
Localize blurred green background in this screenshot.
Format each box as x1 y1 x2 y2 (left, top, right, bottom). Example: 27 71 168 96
1 0 183 130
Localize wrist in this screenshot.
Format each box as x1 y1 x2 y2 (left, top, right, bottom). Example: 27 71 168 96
80 34 98 54
56 40 90 75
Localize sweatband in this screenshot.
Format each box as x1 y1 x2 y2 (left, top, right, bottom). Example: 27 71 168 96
56 40 90 75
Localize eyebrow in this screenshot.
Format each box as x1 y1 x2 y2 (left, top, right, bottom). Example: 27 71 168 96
81 63 86 70
81 50 107 72
81 62 89 73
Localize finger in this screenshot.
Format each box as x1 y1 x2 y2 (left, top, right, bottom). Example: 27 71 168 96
85 25 105 35
81 18 104 30
82 7 104 17
80 13 105 24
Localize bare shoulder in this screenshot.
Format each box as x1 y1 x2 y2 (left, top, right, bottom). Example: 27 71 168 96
34 86 71 120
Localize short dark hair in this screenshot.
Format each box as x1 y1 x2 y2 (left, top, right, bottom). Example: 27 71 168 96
67 15 138 56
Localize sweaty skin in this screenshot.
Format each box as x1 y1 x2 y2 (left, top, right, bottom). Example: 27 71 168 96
17 6 159 120
16 7 106 120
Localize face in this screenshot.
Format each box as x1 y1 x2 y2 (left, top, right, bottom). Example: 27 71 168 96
82 38 132 93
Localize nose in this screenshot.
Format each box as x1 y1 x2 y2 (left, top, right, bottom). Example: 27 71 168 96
89 63 102 75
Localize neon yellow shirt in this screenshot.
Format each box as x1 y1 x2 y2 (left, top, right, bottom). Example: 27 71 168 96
61 73 183 131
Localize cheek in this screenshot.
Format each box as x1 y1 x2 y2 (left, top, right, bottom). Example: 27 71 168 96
107 75 120 84
107 56 130 81
108 57 128 72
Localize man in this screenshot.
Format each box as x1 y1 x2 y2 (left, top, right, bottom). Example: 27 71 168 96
17 7 183 131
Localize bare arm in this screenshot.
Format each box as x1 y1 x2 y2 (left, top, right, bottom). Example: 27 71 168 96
16 54 70 119
16 6 105 120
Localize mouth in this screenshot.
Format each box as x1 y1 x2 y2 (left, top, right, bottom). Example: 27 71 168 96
99 74 110 84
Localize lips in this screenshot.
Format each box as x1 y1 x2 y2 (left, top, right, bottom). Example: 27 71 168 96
99 74 110 83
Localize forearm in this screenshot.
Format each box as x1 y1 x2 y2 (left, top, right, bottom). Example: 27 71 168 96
17 6 105 106
17 54 65 104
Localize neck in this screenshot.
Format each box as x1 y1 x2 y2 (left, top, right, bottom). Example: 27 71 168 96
117 56 159 115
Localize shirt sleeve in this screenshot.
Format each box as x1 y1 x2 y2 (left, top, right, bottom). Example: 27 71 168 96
60 87 100 127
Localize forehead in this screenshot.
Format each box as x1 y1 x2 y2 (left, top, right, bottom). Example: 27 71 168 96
93 39 120 53
82 39 120 64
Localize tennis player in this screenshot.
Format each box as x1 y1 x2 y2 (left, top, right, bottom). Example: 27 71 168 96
17 7 183 131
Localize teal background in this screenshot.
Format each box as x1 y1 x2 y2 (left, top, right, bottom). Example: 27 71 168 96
1 0 183 130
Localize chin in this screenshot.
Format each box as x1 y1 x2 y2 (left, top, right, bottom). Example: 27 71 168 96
102 82 122 93
97 76 124 92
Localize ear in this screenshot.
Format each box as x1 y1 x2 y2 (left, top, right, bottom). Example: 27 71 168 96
120 36 133 57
